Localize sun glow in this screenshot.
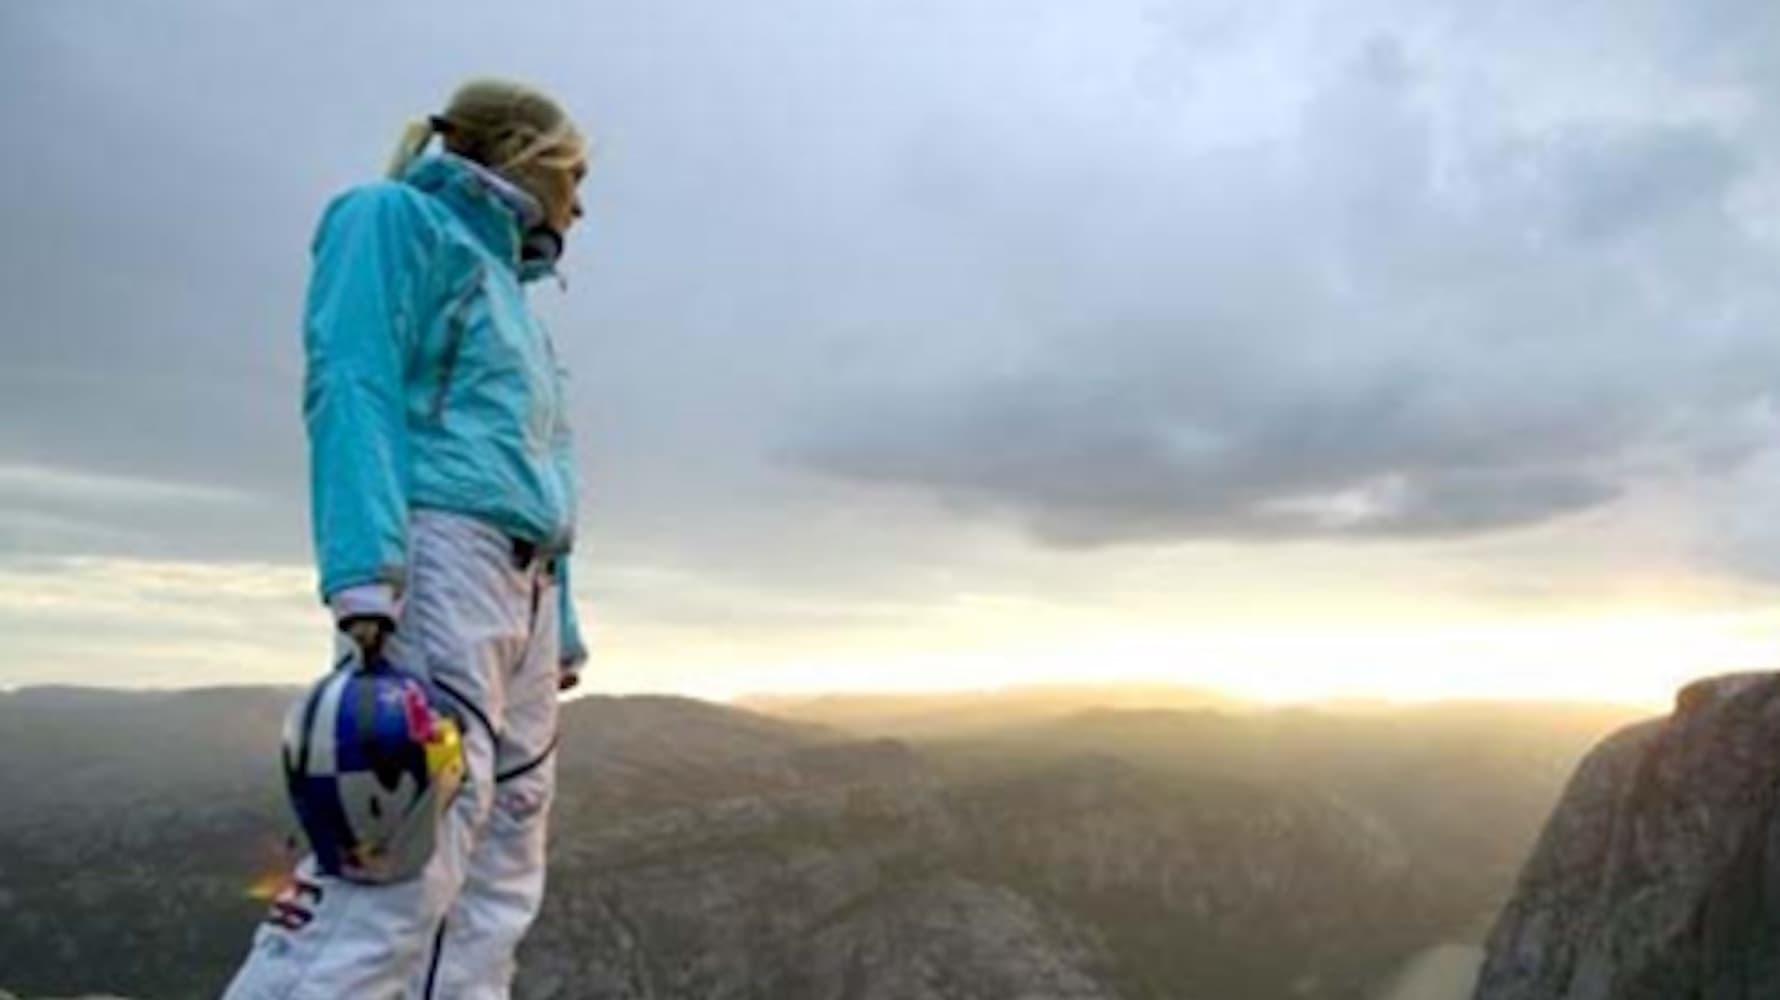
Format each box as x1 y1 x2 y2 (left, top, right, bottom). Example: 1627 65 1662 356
685 610 1780 710
3 555 1776 712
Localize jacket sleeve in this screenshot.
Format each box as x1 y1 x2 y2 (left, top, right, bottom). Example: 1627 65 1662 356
558 557 590 671
303 184 435 602
547 334 590 672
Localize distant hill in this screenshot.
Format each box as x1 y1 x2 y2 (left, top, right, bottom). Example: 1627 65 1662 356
0 684 1650 999
734 682 1252 740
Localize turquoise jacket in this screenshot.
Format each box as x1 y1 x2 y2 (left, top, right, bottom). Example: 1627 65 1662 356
302 154 587 665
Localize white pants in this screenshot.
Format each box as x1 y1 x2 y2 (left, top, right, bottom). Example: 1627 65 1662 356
225 510 562 1000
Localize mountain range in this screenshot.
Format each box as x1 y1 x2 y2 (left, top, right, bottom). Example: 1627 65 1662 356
0 683 1649 999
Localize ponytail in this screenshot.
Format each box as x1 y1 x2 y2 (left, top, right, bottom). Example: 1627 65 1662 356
384 80 586 186
385 117 438 180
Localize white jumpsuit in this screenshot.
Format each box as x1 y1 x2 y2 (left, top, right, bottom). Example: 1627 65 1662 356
225 510 562 1000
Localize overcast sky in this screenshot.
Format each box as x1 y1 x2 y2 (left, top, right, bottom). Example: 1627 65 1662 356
2 0 1778 703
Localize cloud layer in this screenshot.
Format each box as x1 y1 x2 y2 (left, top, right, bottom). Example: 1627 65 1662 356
2 0 1779 691
791 25 1780 546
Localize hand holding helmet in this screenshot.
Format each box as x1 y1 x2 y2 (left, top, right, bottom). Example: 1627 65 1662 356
282 648 468 884
340 615 395 664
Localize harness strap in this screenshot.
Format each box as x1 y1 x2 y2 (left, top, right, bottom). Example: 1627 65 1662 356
432 676 497 746
496 733 559 784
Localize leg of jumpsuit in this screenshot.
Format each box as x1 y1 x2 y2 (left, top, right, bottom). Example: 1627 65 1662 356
221 511 545 1000
416 552 560 999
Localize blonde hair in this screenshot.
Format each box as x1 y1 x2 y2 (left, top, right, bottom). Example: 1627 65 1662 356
386 78 586 180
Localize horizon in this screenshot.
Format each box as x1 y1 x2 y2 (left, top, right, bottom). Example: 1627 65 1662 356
0 673 1677 714
3 1 1779 705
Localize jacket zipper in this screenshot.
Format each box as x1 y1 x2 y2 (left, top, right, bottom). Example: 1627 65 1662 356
429 267 483 424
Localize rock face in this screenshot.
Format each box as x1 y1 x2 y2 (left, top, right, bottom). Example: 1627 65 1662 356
1474 672 1780 1000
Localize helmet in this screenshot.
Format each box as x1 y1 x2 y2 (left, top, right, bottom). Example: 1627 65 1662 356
280 650 467 883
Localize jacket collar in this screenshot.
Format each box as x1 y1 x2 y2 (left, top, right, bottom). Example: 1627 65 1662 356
403 154 558 283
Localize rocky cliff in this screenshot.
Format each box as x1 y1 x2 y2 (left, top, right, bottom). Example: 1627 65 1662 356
1474 672 1780 1000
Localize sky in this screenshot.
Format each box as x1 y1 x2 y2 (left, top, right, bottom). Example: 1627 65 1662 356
2 0 1778 705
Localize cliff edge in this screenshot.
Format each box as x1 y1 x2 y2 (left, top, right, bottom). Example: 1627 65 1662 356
1474 672 1780 999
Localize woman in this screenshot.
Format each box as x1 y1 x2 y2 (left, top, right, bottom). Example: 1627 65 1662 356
225 78 591 998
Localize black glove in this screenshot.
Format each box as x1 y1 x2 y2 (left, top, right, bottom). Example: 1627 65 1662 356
339 614 396 667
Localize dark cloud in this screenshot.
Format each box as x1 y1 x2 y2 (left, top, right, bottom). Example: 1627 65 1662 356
787 364 1637 546
790 25 1780 548
1554 124 1746 242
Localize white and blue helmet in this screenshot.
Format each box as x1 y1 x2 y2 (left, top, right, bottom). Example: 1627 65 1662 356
281 652 467 883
